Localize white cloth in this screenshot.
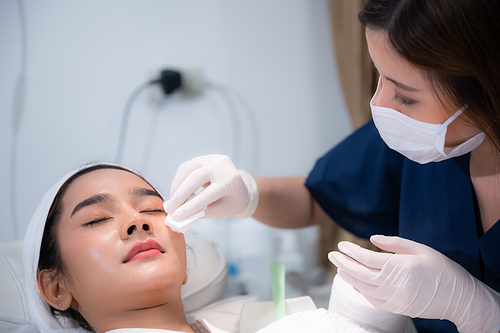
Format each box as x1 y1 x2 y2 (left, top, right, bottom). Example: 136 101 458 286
164 206 206 233
328 274 410 333
107 329 188 333
198 320 228 333
256 309 375 333
23 165 93 333
106 322 228 333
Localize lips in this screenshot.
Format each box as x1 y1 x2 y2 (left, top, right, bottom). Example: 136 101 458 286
123 239 165 263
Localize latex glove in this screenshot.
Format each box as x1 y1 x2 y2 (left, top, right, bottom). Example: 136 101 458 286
165 154 259 220
328 235 500 333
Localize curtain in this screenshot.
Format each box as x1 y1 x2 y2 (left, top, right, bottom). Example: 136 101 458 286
318 0 379 270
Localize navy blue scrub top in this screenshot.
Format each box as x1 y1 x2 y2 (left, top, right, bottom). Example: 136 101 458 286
306 120 500 333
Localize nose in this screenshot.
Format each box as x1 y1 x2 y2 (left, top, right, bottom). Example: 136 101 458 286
370 77 383 107
126 222 151 235
121 212 154 239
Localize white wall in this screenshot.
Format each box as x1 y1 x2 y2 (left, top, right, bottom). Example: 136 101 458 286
0 0 352 297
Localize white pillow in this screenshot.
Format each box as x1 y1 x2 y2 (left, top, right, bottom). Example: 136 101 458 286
182 233 228 313
0 240 40 333
0 233 227 332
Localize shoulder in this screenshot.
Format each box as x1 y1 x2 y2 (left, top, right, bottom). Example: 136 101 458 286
308 120 404 181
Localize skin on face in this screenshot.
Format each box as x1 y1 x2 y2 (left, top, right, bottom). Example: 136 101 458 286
366 28 482 147
44 169 189 332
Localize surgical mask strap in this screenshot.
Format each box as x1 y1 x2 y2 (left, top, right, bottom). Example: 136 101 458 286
435 105 468 154
442 105 468 127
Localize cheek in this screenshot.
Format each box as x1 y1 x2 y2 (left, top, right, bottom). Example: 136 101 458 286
60 231 119 289
168 228 186 249
163 228 187 268
374 86 449 123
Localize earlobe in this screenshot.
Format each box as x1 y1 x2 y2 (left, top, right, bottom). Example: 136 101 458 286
37 269 73 311
183 273 188 285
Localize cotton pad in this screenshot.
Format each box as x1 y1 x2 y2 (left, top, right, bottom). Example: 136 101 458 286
164 202 206 233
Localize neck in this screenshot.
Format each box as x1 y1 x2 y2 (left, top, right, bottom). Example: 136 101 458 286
93 297 194 333
470 137 500 234
470 136 500 176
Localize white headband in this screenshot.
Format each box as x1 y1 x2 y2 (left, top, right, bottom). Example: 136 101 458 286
22 163 145 333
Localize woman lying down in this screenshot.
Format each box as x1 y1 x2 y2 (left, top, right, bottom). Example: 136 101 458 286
23 163 374 333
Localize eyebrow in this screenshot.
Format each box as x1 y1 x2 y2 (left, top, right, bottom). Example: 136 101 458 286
371 62 421 93
70 188 162 217
131 188 163 200
385 77 421 92
71 193 111 217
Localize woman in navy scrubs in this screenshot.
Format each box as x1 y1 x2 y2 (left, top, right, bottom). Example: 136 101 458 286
165 0 500 332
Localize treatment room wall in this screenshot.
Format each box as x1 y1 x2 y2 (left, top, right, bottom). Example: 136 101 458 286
0 0 352 297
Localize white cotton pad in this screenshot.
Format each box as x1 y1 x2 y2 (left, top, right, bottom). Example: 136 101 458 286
164 203 206 233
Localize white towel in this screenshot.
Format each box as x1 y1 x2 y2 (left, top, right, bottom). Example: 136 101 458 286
22 163 135 333
256 309 376 333
164 206 206 234
328 274 409 333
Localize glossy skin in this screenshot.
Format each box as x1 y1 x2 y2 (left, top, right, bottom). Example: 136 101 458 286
42 169 192 333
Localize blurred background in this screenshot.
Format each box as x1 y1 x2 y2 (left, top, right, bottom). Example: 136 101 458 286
0 0 374 303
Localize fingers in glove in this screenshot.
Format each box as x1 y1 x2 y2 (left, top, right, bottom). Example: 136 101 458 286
355 289 394 312
338 267 402 311
328 251 382 284
370 235 432 255
336 268 386 300
337 241 392 270
167 167 212 216
203 196 236 218
169 160 204 197
171 183 227 220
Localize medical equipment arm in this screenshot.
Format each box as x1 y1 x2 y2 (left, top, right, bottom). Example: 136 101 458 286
166 154 328 228
328 235 500 333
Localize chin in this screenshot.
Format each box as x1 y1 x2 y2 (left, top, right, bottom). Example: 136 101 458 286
103 277 184 312
124 281 184 310
130 263 184 291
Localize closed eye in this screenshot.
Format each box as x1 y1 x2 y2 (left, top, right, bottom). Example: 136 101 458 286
141 208 166 214
393 94 416 106
83 217 111 227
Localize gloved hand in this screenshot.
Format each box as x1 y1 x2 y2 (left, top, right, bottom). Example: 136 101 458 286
165 154 259 220
328 235 500 333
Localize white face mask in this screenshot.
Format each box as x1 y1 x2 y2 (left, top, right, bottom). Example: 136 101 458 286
370 83 485 164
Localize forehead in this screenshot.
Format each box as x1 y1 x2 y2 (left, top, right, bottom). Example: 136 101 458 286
63 169 154 205
366 28 425 83
366 29 405 67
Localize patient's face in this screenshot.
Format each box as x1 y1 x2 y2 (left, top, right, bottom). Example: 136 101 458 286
57 169 187 320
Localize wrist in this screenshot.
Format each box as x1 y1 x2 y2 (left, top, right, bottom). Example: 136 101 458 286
454 276 500 332
233 170 259 218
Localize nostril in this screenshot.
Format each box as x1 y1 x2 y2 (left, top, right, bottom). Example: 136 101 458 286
127 225 136 235
142 223 150 231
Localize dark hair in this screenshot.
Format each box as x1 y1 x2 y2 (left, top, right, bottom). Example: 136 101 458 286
38 164 162 331
359 0 500 152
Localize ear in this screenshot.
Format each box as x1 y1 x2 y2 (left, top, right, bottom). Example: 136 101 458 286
37 269 74 311
182 273 188 285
